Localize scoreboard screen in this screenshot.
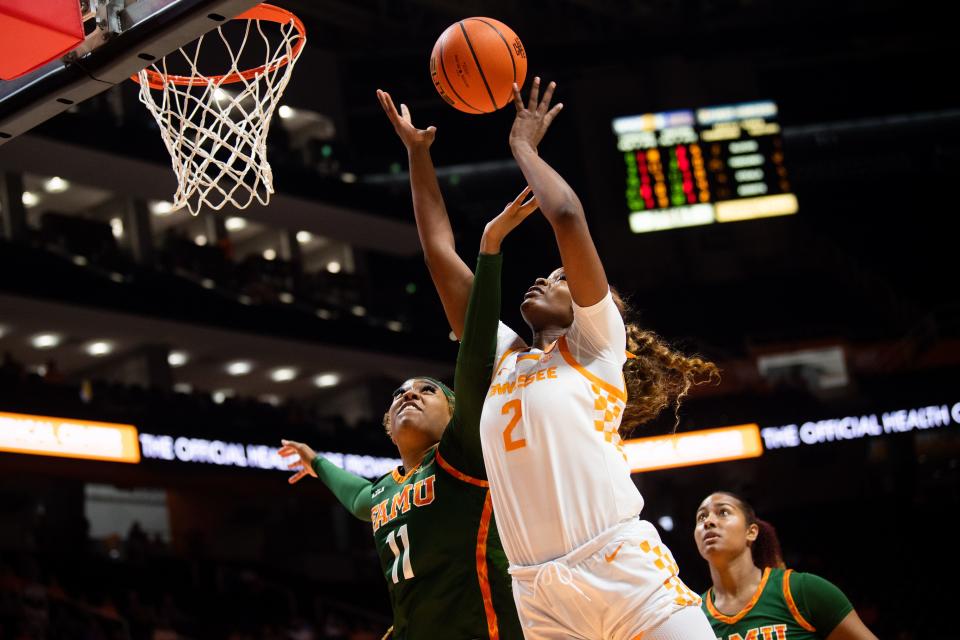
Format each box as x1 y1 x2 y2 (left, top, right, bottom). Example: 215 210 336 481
613 101 798 234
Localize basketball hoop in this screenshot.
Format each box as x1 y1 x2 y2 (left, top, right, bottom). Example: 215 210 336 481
132 3 305 214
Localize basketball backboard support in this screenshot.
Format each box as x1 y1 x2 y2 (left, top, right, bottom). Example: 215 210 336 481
0 0 261 145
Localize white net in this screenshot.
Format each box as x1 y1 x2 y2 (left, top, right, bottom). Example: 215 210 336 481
136 10 304 214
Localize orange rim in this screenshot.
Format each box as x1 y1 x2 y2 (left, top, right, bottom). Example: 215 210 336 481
131 3 305 90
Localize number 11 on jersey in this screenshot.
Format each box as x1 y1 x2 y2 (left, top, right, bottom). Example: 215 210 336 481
501 399 526 451
386 524 414 583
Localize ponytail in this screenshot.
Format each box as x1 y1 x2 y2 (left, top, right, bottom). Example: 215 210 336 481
751 518 785 570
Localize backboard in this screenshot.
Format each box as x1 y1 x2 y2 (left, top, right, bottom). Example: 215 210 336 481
0 0 262 145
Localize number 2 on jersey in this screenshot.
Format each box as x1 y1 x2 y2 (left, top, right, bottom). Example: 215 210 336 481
386 524 414 583
501 399 526 451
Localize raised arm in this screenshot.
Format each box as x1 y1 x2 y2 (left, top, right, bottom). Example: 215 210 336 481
440 188 538 477
508 78 609 308
377 89 474 337
279 439 373 522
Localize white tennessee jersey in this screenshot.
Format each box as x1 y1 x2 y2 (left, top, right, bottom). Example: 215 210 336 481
479 291 645 566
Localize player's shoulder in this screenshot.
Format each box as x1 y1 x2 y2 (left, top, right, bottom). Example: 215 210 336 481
783 567 844 596
571 288 619 316
497 321 526 353
781 566 818 590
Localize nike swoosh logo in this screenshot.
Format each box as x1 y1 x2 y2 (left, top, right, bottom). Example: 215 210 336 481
605 542 625 563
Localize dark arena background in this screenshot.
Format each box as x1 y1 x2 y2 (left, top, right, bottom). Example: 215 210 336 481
0 1 956 638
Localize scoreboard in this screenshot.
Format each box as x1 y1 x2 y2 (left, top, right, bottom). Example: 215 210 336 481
613 101 798 234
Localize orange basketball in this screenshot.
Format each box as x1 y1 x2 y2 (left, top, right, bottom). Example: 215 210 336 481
429 17 527 114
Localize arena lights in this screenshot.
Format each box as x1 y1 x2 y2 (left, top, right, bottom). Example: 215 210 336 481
0 411 140 463
387 320 404 332
85 340 114 356
110 217 123 239
295 230 312 243
224 217 247 231
167 350 188 367
225 361 252 376
269 367 297 382
326 261 341 273
149 200 174 216
173 383 192 394
21 191 39 207
194 235 208 246
263 248 276 260
351 305 366 317
212 389 234 404
313 373 340 388
30 333 62 349
623 424 763 473
43 176 69 193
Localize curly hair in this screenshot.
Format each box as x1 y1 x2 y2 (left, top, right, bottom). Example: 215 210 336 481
610 288 720 437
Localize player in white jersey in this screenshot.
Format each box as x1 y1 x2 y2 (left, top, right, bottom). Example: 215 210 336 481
378 80 718 640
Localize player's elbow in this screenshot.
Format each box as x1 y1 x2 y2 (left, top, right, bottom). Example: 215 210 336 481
422 242 456 266
544 199 585 229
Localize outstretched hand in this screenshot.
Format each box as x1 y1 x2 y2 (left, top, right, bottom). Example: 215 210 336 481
377 89 436 150
509 77 563 153
480 186 539 255
279 439 318 485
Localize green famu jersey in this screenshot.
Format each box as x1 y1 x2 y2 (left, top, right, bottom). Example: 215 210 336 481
310 254 522 639
368 444 520 639
702 567 854 640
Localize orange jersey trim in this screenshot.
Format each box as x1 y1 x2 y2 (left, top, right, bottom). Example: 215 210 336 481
557 336 627 401
435 450 489 488
390 458 425 484
705 567 772 624
476 491 499 639
391 446 441 483
390 468 414 483
782 569 817 632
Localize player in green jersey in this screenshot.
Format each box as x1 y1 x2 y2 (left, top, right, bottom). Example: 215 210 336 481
694 492 878 640
279 188 537 640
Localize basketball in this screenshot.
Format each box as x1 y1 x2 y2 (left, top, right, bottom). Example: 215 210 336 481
429 17 527 114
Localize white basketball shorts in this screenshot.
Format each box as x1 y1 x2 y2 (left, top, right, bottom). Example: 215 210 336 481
508 518 711 640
